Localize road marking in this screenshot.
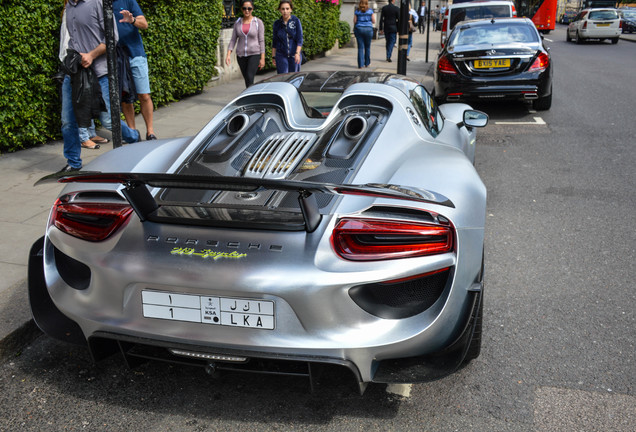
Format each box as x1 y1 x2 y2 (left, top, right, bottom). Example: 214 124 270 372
386 383 412 397
495 117 546 125
544 38 554 42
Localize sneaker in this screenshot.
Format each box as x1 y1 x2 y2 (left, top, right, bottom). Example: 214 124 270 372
387 58 392 63
58 164 82 173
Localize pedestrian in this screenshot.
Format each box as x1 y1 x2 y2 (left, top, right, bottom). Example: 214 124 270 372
114 0 157 140
353 0 375 69
407 5 418 61
379 0 399 62
272 0 304 74
226 0 266 87
60 0 140 173
59 0 107 158
418 3 426 33
58 0 109 154
433 5 440 31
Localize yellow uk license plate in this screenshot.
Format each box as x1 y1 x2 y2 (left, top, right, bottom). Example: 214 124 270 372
474 59 511 68
596 23 610 27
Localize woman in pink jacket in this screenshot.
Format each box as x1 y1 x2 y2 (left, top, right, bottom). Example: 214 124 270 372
226 0 266 87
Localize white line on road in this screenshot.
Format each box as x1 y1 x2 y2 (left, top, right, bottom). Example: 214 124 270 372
495 117 546 125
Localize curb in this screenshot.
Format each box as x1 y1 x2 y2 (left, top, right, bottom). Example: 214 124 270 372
0 281 42 362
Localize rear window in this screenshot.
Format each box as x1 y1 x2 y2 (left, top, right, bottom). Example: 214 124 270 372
450 22 539 46
450 5 512 30
588 10 619 19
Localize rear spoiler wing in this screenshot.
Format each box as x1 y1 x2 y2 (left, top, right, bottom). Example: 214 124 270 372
36 172 454 233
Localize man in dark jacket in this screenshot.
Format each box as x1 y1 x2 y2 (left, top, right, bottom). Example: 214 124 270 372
59 0 141 172
379 0 400 62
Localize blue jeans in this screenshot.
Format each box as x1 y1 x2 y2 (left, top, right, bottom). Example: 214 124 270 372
385 31 397 60
79 122 97 143
354 26 373 68
61 75 82 168
275 54 301 74
97 75 140 144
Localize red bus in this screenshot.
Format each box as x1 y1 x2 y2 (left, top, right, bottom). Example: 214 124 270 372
515 0 557 33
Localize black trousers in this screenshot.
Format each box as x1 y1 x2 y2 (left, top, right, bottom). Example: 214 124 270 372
237 55 261 88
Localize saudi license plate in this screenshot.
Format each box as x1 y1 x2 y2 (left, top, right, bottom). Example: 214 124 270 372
142 290 275 329
474 59 511 68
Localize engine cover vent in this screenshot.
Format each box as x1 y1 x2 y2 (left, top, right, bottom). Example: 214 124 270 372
244 132 317 179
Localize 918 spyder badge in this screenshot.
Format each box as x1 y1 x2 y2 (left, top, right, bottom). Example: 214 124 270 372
170 247 247 260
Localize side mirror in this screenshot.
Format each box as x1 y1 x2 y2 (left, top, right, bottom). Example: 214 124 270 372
461 110 489 128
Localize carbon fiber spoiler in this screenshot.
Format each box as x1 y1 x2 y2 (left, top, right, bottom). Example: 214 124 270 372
35 172 454 232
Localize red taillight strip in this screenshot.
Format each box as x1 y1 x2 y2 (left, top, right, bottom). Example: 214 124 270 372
331 218 454 261
50 197 133 242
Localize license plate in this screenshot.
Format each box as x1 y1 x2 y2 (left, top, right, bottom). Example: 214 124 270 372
142 290 275 330
474 59 511 68
595 23 610 27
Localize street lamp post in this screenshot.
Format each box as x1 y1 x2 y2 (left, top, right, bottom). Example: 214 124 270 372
103 0 122 148
397 0 409 74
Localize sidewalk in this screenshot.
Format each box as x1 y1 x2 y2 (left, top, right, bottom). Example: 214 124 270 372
0 32 440 360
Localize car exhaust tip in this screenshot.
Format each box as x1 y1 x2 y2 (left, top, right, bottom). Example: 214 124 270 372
523 93 538 100
343 115 368 140
227 113 250 136
446 95 461 101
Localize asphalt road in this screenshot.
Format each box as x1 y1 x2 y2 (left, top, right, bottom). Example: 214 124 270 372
1 25 634 431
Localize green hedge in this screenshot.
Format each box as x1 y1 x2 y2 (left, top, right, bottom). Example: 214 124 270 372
0 0 342 153
0 0 223 153
338 20 352 47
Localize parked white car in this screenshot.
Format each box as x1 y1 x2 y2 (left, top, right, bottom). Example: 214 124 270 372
567 8 622 44
440 0 517 48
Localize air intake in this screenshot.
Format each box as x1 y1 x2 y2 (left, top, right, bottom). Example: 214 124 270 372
244 132 317 179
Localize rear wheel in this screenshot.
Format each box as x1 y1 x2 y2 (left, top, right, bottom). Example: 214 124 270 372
566 30 571 42
575 31 584 44
611 37 619 44
533 88 552 111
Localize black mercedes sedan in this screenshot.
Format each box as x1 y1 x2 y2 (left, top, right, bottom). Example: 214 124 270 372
433 18 553 110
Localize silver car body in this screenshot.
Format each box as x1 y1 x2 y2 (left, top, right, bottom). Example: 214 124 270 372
30 72 487 391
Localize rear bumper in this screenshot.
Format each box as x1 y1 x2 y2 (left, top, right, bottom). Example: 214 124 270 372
580 28 621 38
437 84 549 103
28 233 483 389
435 69 552 103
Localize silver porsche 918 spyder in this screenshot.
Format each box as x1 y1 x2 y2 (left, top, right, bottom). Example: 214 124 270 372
29 72 488 393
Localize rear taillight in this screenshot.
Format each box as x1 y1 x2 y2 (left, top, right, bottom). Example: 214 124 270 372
438 55 457 74
582 21 588 29
528 52 549 72
331 218 454 261
619 20 623 29
442 19 447 33
49 195 133 242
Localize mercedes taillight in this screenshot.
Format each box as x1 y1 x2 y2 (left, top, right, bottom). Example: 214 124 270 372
438 55 457 74
331 218 454 261
528 52 549 72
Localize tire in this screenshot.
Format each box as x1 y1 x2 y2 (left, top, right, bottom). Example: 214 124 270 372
464 253 484 362
575 31 584 44
566 30 571 42
464 293 483 362
611 37 619 44
533 88 552 111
